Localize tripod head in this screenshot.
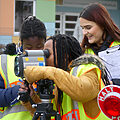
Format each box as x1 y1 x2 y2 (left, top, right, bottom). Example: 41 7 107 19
36 79 54 100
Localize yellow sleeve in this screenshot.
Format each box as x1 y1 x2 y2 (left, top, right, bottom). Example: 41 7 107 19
24 66 100 103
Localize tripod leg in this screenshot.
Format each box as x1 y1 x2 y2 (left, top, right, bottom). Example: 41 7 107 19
55 113 61 120
40 116 44 120
40 115 51 120
40 114 49 120
32 112 40 120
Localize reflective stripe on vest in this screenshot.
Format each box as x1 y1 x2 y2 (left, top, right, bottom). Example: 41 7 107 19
0 55 9 112
72 66 79 110
109 41 120 47
0 104 28 119
72 66 79 76
85 41 120 55
1 54 9 88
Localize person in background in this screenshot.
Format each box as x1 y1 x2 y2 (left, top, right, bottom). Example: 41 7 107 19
21 34 110 120
79 2 120 85
3 43 17 55
0 44 5 55
0 16 46 120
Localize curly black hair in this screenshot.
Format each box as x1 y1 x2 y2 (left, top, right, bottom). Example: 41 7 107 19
20 16 47 43
4 43 16 55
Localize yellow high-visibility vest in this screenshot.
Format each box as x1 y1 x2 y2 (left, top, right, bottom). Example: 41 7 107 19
60 63 110 120
0 55 32 120
85 41 120 55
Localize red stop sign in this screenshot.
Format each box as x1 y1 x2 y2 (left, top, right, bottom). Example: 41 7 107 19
98 85 120 120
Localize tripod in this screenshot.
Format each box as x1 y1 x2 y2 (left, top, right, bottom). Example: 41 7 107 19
32 100 61 120
32 79 61 120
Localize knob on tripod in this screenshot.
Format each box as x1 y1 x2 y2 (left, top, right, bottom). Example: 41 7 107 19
32 102 61 120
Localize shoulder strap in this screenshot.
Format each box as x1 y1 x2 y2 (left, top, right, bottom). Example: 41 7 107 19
1 54 9 87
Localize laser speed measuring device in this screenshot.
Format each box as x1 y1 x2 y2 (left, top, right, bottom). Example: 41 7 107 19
14 50 50 78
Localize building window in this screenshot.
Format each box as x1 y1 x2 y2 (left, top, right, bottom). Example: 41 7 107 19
14 0 36 35
55 12 79 35
55 12 83 42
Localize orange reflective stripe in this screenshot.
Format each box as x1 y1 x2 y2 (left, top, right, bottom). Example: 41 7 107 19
0 71 7 88
109 41 120 47
85 109 101 119
62 109 80 120
109 41 114 48
0 108 4 112
9 80 23 87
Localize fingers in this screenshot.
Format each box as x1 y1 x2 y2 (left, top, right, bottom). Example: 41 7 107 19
29 84 35 96
20 84 28 89
29 84 34 90
19 88 28 93
19 83 28 92
19 81 36 97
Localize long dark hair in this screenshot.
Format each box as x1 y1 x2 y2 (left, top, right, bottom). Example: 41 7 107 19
79 3 120 50
47 34 82 114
